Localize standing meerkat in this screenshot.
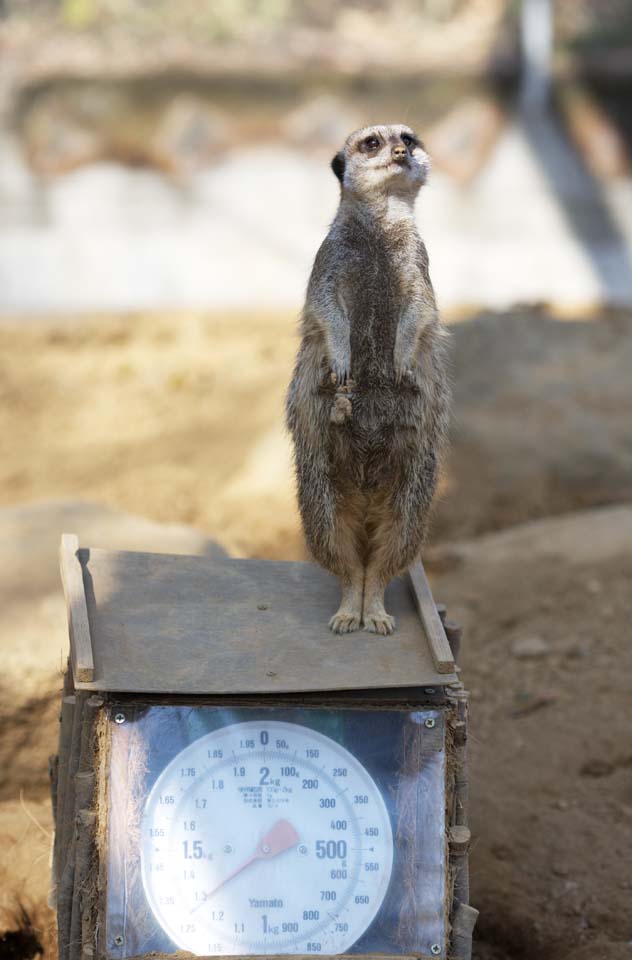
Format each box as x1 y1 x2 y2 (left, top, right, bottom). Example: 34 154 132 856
286 124 450 635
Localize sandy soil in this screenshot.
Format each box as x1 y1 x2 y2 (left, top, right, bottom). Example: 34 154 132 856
1 307 631 959
428 508 632 959
3 307 632 554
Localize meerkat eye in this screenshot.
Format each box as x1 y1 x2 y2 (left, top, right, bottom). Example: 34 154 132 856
401 134 415 148
363 136 380 151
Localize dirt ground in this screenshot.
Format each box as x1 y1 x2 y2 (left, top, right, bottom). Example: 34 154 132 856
1 307 631 959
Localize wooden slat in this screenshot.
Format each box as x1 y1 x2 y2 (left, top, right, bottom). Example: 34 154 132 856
408 560 456 674
59 534 94 682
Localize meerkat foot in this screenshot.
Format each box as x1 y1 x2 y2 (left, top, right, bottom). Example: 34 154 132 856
362 590 396 635
363 611 396 636
329 609 362 634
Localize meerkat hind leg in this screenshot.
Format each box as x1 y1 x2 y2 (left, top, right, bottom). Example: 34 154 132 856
362 496 400 636
362 568 395 636
328 495 366 634
329 564 364 634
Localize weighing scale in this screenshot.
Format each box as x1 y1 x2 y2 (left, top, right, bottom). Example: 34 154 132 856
51 535 477 960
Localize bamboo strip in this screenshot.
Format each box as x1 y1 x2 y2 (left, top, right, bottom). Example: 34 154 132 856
450 903 479 960
63 661 75 697
74 772 95 813
454 745 469 827
59 694 86 874
54 695 75 885
449 825 471 907
69 810 97 960
48 754 59 826
78 697 103 774
48 753 60 910
57 820 77 960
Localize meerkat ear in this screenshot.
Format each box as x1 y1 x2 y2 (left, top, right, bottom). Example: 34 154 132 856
331 151 346 184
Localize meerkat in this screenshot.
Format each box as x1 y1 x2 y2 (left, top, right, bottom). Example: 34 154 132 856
286 124 450 635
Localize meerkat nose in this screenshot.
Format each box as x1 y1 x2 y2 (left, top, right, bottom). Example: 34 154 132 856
391 144 408 163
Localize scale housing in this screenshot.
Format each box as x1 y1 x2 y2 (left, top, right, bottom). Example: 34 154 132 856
51 535 476 960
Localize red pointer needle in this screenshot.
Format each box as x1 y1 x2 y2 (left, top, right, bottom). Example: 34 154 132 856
191 819 300 912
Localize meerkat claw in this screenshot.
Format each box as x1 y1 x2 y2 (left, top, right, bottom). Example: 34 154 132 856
363 614 396 636
330 364 352 387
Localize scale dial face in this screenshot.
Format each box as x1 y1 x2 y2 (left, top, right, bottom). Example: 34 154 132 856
141 720 394 955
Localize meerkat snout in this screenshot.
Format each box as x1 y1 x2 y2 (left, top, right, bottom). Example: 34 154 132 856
391 144 408 163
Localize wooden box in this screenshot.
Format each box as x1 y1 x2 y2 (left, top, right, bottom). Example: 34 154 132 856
51 536 476 960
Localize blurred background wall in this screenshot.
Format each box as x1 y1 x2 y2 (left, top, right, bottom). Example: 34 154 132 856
1 0 632 311
1 5 632 960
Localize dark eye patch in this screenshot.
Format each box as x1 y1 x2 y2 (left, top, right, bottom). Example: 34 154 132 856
401 133 418 148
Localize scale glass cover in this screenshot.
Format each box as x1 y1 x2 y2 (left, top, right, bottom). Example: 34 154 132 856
105 703 447 957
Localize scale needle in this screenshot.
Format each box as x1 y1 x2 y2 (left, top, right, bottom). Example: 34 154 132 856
191 819 300 913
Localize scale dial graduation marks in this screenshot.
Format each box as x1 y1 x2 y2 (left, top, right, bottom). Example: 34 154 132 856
141 720 394 955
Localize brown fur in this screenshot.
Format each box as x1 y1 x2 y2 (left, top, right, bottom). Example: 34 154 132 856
286 124 450 634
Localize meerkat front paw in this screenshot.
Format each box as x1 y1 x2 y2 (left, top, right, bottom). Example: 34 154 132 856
329 608 362 634
330 394 352 424
330 377 355 423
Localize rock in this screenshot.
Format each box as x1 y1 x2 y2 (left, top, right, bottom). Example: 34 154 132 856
511 635 551 659
432 311 632 543
562 640 590 659
580 759 614 779
429 505 632 573
510 691 558 717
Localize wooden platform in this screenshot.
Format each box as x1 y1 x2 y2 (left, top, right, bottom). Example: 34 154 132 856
60 537 457 695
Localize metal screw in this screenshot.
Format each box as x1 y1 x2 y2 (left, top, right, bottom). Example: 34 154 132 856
257 603 268 611
299 844 308 855
114 712 126 725
424 687 436 695
224 843 233 854
425 717 436 729
114 936 124 946
261 843 271 854
430 946 441 956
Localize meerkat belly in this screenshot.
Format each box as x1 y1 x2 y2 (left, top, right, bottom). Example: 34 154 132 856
348 304 407 425
327 308 423 490
349 302 398 384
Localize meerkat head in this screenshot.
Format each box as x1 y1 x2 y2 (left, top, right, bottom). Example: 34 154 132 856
331 124 430 200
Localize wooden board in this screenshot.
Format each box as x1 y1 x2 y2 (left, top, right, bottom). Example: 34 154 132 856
67 546 457 694
59 534 95 682
408 560 456 674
